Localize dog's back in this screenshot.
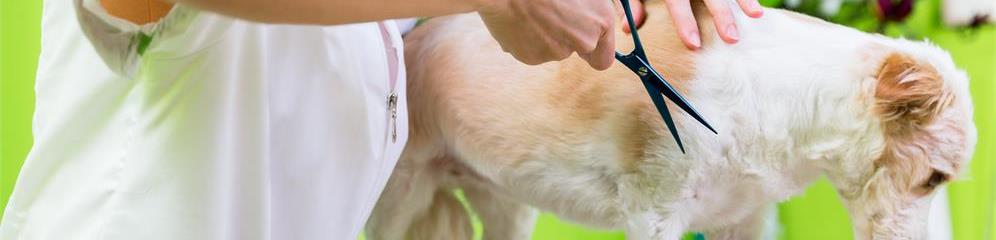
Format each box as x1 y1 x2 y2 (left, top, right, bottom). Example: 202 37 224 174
399 2 871 176
379 3 849 234
371 1 975 239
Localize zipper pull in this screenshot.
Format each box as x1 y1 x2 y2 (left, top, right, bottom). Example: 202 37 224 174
387 92 398 143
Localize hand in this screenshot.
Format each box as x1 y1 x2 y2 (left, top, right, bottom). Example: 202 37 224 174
478 0 617 70
623 0 764 49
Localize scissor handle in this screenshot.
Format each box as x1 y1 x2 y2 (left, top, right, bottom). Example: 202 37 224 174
616 0 645 58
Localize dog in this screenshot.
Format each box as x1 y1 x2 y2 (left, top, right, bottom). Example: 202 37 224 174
365 1 977 239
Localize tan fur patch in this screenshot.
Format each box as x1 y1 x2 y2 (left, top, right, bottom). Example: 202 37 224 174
613 100 659 171
874 53 950 138
542 0 713 169
547 63 606 122
873 53 955 196
547 1 704 117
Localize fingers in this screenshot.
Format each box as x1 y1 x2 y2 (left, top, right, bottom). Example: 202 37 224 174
622 0 647 33
664 0 702 49
481 0 618 70
560 17 604 60
736 0 764 18
579 28 616 70
702 0 740 44
544 33 574 62
571 0 615 70
518 31 572 65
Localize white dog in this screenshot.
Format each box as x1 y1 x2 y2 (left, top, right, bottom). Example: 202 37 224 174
366 1 977 239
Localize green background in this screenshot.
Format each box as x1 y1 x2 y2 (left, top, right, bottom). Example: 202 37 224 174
1 0 993 239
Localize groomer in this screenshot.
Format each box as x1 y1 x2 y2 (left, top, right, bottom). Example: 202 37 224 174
0 0 761 239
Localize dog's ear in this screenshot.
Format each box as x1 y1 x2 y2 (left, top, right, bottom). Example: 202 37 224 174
874 53 949 137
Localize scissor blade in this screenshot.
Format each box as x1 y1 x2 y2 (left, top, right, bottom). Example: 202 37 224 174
637 58 718 134
639 77 686 153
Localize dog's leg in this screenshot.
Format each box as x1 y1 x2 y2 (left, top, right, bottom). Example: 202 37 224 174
702 205 774 240
366 157 473 240
404 190 474 240
365 163 435 240
463 182 538 240
624 211 689 240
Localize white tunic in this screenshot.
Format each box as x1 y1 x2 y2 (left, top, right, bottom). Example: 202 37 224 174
0 0 409 239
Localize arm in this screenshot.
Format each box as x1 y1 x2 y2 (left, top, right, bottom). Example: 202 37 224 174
100 0 174 24
99 0 616 70
100 0 489 26
177 0 488 25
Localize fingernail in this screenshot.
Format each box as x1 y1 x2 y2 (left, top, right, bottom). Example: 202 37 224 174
687 29 701 48
725 25 740 42
753 1 765 17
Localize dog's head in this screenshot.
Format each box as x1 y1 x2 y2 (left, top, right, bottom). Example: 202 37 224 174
826 40 976 240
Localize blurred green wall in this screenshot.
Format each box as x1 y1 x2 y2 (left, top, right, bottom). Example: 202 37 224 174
0 0 992 239
1 0 42 218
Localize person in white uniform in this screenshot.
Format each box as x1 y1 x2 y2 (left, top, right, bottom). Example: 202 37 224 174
0 0 763 239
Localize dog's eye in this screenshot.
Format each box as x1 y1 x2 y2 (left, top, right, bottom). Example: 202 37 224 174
922 170 948 190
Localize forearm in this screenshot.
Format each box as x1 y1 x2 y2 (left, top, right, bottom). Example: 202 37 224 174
100 0 174 24
179 0 495 25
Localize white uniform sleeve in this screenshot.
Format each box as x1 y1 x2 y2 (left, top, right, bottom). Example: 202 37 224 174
395 18 418 35
74 0 191 77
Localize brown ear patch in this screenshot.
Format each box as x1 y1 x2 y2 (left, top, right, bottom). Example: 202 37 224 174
874 53 951 138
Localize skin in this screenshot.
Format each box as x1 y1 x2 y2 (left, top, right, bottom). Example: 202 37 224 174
106 0 763 70
625 0 764 49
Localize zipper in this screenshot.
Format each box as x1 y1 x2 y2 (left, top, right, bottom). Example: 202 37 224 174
387 92 398 142
379 22 400 143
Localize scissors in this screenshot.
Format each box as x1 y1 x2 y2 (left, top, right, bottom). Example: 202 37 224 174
614 0 717 153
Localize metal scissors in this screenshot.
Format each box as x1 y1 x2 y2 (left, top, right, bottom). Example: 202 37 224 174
614 0 717 153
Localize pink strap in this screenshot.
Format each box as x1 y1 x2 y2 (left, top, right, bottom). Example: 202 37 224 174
377 22 399 92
